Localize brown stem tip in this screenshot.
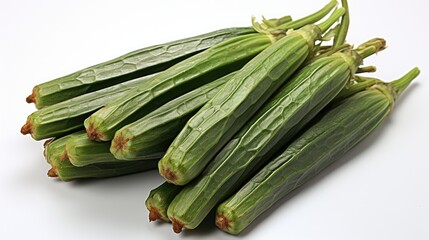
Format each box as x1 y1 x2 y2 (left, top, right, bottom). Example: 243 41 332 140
215 212 231 231
161 168 178 183
26 87 37 104
171 218 184 233
112 132 129 154
86 122 103 141
148 207 162 222
47 167 58 177
20 121 32 135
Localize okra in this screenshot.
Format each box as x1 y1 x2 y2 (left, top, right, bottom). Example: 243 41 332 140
216 68 420 234
21 74 154 140
159 7 345 186
166 38 385 232
145 182 183 222
65 132 163 167
45 132 158 181
26 27 256 109
111 71 235 160
84 1 338 141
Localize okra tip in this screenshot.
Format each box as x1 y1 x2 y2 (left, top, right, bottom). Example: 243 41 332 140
160 167 179 185
215 212 231 232
111 132 130 156
85 121 104 141
25 87 37 104
171 217 184 233
148 207 162 222
47 167 58 177
20 120 32 135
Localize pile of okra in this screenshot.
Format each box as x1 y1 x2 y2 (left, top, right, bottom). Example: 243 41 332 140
21 0 420 235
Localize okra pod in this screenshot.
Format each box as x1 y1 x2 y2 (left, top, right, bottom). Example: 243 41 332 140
21 74 154 140
145 182 183 222
111 71 236 160
46 132 158 181
27 27 256 109
216 68 420 234
84 1 338 141
65 132 163 167
159 7 345 186
166 38 385 233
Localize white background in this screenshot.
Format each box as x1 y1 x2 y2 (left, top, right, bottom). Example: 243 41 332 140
1 0 428 239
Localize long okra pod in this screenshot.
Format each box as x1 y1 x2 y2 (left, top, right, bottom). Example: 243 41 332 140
21 74 154 140
26 27 256 109
165 38 384 233
159 8 345 186
111 71 236 160
216 68 420 234
84 1 338 141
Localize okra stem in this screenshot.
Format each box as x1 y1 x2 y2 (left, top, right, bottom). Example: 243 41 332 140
318 8 346 33
357 65 377 73
355 38 387 59
390 67 420 96
333 0 350 47
275 0 337 31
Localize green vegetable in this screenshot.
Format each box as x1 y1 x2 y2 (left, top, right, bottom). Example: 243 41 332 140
84 1 338 141
165 38 385 233
145 182 183 222
215 67 420 234
159 8 345 187
111 71 235 160
26 27 256 109
45 132 158 181
65 132 163 167
21 74 155 140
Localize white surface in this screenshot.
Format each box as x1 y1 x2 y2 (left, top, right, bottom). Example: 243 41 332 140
1 0 428 239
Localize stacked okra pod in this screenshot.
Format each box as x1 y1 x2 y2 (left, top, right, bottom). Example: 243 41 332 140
22 0 420 236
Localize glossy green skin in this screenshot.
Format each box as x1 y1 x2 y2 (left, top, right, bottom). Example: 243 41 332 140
65 132 163 167
159 25 322 186
145 182 183 222
27 74 154 140
33 27 254 108
111 72 235 160
166 51 359 230
85 33 272 141
46 132 158 181
216 87 394 234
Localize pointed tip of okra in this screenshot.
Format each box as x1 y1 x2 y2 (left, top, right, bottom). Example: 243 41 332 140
171 217 185 233
215 212 232 232
20 120 32 135
47 167 58 177
26 87 37 104
148 207 162 222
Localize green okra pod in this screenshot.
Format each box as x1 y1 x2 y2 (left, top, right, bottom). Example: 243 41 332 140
216 68 420 234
